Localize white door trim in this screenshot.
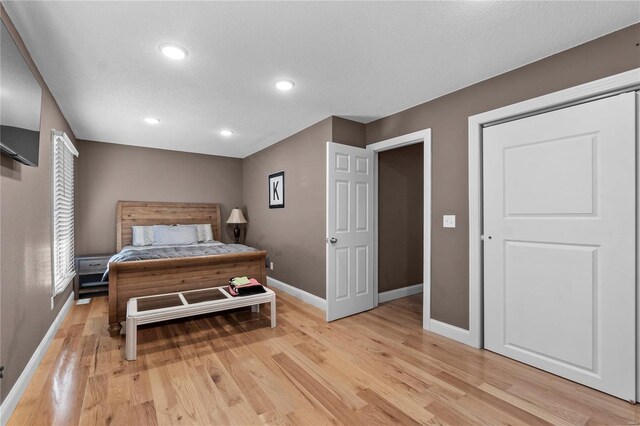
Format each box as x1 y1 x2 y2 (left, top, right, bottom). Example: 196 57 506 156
468 68 640 354
636 90 640 402
368 129 432 330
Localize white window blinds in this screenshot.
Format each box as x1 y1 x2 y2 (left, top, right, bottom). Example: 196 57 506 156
52 131 79 296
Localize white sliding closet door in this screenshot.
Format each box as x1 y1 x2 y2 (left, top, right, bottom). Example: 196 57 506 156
483 92 636 400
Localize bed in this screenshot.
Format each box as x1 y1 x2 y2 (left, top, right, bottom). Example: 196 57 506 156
107 201 267 336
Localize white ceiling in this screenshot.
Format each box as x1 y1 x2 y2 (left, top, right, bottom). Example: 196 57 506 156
4 1 639 158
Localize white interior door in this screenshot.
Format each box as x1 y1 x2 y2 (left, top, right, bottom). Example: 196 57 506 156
483 92 636 401
326 142 374 321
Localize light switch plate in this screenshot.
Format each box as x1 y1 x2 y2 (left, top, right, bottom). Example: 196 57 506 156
443 215 456 228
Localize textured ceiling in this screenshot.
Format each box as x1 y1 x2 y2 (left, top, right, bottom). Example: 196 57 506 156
4 1 639 158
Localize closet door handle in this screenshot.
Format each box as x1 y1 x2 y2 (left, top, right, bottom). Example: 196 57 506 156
329 237 338 244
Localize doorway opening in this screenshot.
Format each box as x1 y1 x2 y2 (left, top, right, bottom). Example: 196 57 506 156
368 129 432 329
376 144 423 302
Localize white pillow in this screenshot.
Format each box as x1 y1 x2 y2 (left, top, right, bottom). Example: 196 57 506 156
131 225 155 246
152 225 199 245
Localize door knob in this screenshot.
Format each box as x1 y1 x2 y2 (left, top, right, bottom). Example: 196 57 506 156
329 237 338 244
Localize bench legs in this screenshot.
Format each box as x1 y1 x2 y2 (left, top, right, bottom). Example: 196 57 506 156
126 317 137 361
254 297 276 327
271 296 276 328
251 301 275 327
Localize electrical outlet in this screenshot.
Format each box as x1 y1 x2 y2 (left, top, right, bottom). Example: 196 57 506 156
443 214 456 228
270 262 274 270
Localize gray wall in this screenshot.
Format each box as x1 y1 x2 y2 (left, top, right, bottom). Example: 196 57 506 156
242 116 365 298
242 118 332 298
75 140 244 255
332 116 366 149
366 23 640 329
0 5 77 403
378 143 423 293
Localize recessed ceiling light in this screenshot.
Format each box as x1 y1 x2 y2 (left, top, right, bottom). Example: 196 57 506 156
144 117 160 125
275 79 295 91
219 129 234 136
159 43 187 60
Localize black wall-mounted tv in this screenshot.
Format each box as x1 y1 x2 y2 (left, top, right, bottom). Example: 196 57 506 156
0 20 42 167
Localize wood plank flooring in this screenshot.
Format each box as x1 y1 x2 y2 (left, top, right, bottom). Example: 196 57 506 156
8 290 639 425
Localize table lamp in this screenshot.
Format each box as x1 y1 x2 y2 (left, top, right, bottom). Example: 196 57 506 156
227 208 247 243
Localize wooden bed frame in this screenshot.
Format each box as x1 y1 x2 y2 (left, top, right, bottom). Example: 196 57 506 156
108 201 267 336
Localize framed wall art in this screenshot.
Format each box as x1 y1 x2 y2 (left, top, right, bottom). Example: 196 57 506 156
268 171 285 209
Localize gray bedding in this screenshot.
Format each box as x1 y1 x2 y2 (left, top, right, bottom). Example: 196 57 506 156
102 243 259 280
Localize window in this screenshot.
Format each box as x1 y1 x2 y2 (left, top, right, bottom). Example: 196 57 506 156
51 130 78 296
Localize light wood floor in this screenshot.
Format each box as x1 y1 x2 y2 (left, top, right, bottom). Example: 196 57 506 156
8 290 639 425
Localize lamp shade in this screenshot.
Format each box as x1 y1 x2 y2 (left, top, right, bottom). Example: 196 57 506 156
226 208 247 224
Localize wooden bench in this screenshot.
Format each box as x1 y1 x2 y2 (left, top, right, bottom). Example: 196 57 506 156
125 286 276 360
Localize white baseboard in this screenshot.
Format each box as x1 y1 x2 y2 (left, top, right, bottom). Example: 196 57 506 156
0 291 74 425
428 318 474 346
266 276 326 311
378 283 423 303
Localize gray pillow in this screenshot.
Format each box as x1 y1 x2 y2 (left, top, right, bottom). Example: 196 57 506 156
152 225 199 245
178 223 214 242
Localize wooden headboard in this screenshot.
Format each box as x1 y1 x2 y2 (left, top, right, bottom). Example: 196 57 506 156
116 201 223 251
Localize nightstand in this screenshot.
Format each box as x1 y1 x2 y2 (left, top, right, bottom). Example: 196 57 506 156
74 253 113 299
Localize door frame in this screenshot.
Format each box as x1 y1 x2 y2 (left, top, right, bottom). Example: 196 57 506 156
467 68 640 399
367 129 432 329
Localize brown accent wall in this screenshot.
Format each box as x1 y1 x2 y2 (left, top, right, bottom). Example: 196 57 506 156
332 116 366 148
366 23 640 329
378 143 423 293
0 5 77 403
242 116 365 298
75 140 244 255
